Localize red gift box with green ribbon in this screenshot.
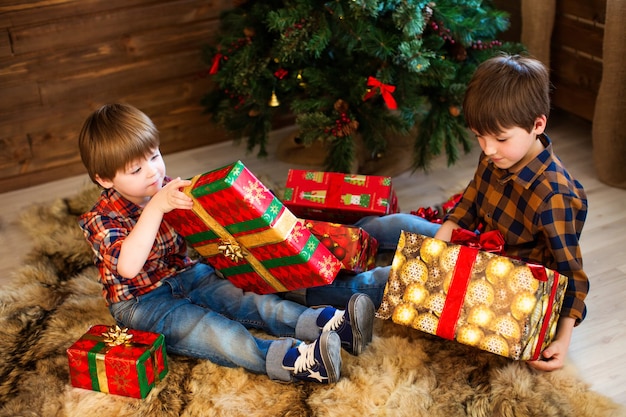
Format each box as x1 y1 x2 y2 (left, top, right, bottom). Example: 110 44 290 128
302 219 379 274
282 170 400 224
164 161 342 294
376 231 568 361
67 325 168 398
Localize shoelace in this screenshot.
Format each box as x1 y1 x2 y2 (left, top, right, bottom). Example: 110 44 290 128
322 309 345 333
293 340 318 373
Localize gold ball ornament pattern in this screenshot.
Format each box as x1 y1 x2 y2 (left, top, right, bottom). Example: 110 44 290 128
490 315 522 342
413 312 439 334
485 257 514 286
392 302 418 326
400 258 429 285
479 334 510 357
508 265 540 294
510 291 538 320
423 292 447 317
439 245 460 272
466 304 496 328
403 282 429 306
426 265 445 292
420 238 447 264
466 279 495 307
457 324 484 346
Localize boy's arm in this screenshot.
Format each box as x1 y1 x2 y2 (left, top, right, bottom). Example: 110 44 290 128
117 178 192 278
434 220 460 241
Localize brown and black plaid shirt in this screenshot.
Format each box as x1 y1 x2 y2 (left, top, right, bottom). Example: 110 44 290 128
445 134 589 324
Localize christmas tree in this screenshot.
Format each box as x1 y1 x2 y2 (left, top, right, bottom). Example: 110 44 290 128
202 0 523 173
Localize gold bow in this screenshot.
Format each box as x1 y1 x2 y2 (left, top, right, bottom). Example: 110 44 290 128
218 239 245 262
101 325 134 346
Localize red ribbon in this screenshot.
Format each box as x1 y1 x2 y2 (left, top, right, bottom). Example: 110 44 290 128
411 206 442 223
210 52 223 75
442 192 462 214
274 68 288 80
363 76 398 110
450 228 506 254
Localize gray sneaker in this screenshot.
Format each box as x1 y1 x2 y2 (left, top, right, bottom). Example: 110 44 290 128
317 293 375 355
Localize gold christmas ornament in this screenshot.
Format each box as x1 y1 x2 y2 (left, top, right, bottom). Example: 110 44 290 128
439 245 460 272
403 282 429 306
490 315 521 342
467 304 496 328
457 324 484 346
507 265 540 294
413 312 439 334
485 257 514 286
510 291 538 320
466 279 495 307
400 258 429 285
423 292 447 317
392 302 417 326
479 334 510 357
419 237 447 264
268 90 280 107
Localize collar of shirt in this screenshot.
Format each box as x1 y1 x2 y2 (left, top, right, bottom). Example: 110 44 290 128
495 134 552 189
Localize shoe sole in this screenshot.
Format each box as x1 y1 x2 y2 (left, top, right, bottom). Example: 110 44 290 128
348 293 375 355
319 331 342 383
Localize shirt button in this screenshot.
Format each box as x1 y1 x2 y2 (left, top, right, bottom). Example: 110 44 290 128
486 213 491 218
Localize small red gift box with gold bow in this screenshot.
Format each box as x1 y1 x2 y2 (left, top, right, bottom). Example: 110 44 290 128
282 170 399 224
164 161 342 294
302 219 378 274
67 325 168 398
376 231 568 361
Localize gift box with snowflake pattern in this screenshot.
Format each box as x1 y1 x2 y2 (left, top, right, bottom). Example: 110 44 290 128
302 219 379 274
376 231 568 360
282 169 399 224
164 161 342 294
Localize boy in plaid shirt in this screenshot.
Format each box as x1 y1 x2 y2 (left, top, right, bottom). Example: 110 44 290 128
77 103 375 384
306 54 589 372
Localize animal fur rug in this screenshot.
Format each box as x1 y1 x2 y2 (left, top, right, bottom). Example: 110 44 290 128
1 186 625 417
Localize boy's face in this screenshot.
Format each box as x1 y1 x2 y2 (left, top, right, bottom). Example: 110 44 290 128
473 116 547 172
95 148 166 206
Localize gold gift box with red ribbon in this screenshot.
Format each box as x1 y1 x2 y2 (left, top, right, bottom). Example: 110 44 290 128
164 161 343 294
376 231 568 360
67 325 168 398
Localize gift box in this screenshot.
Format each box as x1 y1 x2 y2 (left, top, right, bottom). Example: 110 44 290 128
164 161 342 294
282 170 399 224
376 231 568 361
67 325 168 398
302 219 379 274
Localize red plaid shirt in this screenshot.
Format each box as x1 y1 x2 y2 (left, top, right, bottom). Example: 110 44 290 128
78 179 193 305
445 134 589 324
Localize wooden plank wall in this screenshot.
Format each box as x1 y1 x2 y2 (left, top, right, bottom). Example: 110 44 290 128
0 0 233 193
551 0 605 121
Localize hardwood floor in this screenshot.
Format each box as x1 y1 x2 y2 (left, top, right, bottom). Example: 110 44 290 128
0 111 624 406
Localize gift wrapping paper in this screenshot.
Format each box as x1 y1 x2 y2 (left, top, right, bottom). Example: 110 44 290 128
282 170 399 224
376 231 568 360
67 325 168 398
302 219 379 274
164 161 342 294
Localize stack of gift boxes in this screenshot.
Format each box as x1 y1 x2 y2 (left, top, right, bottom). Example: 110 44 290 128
67 160 568 397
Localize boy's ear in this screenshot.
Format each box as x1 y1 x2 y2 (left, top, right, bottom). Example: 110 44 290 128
533 115 547 134
94 174 114 189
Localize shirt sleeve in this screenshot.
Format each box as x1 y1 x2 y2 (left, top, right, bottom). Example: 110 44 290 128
444 177 479 231
79 212 129 283
538 193 589 324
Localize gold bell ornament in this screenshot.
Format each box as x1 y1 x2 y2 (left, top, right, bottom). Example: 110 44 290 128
268 90 280 107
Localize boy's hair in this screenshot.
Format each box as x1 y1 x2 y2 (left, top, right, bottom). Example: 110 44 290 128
78 103 160 183
463 54 551 135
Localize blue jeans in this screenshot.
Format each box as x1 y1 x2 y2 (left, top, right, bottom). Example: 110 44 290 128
109 262 323 382
304 214 441 308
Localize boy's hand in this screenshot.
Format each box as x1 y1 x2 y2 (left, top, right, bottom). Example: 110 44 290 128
151 177 193 213
527 316 575 372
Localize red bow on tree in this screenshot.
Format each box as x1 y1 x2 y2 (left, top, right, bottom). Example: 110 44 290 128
450 228 506 254
363 76 398 110
210 52 224 75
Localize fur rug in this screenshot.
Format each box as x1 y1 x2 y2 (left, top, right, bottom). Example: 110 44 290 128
1 186 625 417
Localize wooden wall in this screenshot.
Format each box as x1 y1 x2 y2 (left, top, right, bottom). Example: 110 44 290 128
0 1 607 193
0 0 233 193
551 0 605 121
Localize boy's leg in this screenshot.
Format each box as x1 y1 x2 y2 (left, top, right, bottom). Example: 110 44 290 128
355 213 441 251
